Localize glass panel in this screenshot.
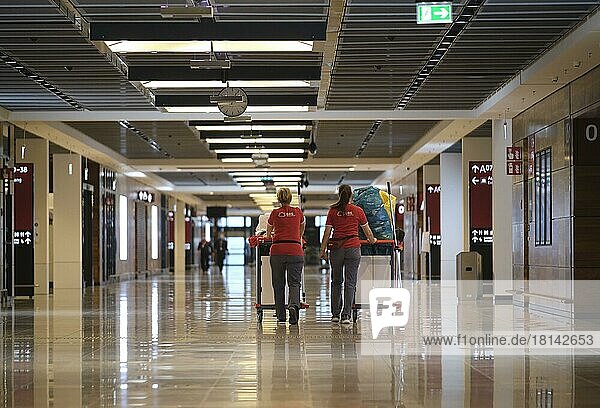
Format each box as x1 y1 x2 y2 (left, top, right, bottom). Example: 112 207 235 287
226 216 245 228
545 150 552 245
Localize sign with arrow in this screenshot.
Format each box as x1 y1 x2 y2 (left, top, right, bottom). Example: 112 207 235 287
417 2 453 25
469 160 493 280
14 163 34 296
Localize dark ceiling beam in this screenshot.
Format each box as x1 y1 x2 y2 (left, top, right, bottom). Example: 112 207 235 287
128 65 321 81
89 21 327 41
156 94 317 107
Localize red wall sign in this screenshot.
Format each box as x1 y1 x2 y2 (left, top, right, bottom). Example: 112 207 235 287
185 217 191 250
14 164 33 232
506 146 523 175
14 163 34 296
528 135 535 177
167 211 174 249
425 184 441 246
469 161 493 244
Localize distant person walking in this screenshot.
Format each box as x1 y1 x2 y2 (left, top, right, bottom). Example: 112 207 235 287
213 232 228 271
198 239 212 273
266 188 305 325
320 184 377 325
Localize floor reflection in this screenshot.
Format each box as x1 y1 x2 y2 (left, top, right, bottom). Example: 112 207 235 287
2 266 600 407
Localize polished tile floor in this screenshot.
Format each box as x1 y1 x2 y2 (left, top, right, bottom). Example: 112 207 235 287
2 265 600 407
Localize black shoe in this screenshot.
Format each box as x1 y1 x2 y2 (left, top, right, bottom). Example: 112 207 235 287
288 306 299 325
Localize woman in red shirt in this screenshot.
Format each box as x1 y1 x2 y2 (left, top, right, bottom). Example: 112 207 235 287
266 188 305 325
319 185 376 325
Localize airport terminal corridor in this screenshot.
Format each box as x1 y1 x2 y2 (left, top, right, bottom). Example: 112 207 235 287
1 1 600 406
3 266 600 407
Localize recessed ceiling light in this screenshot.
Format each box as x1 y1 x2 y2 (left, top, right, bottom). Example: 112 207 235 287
268 157 305 163
197 125 309 131
165 106 310 113
220 157 253 163
206 138 307 144
124 171 146 178
232 171 302 177
157 186 174 191
144 80 313 89
214 148 305 154
106 41 314 53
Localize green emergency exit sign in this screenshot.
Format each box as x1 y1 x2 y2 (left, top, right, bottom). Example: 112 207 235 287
417 2 453 24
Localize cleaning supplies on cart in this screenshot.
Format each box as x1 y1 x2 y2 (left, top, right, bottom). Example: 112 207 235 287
352 186 396 255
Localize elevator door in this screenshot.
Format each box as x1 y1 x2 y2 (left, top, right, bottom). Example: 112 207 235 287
135 203 147 273
82 185 93 287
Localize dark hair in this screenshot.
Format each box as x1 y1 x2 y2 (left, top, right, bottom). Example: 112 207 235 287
331 184 352 213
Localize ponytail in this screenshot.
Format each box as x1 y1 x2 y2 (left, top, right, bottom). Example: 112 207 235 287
331 184 352 214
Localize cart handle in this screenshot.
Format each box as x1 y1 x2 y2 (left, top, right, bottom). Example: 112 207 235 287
359 239 395 244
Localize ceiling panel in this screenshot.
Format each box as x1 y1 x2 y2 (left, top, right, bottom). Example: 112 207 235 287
162 172 235 186
407 0 600 109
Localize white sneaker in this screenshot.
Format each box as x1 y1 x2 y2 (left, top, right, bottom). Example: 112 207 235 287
341 318 352 325
331 316 340 323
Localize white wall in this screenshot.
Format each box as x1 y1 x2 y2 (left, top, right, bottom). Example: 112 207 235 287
440 153 463 281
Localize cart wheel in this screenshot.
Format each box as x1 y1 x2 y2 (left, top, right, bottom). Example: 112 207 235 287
352 309 358 323
257 310 263 324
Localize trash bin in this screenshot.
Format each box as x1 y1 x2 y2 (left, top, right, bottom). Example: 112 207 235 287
456 251 482 300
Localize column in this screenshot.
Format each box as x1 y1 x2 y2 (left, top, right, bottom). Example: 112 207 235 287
440 153 465 407
52 290 82 407
17 138 50 295
33 295 50 407
53 154 82 290
174 200 186 275
440 152 463 281
492 119 514 301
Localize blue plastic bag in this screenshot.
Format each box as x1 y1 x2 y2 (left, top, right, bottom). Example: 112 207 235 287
352 186 395 240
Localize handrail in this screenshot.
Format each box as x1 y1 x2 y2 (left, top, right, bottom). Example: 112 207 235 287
507 289 573 304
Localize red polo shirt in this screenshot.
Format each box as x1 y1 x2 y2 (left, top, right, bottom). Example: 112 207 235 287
325 204 368 248
268 206 305 256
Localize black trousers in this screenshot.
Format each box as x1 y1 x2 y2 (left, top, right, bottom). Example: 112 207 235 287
269 255 304 321
216 253 226 270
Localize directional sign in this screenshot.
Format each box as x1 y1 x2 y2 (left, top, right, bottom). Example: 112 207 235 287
14 163 34 297
417 2 453 25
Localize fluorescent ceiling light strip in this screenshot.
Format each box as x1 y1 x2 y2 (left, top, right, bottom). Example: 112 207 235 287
272 177 301 182
221 158 253 163
242 186 266 191
166 106 309 113
106 41 313 53
231 171 302 177
268 158 305 163
198 125 308 131
214 149 305 154
144 80 312 89
239 182 264 186
235 177 263 182
124 171 146 178
206 138 307 144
